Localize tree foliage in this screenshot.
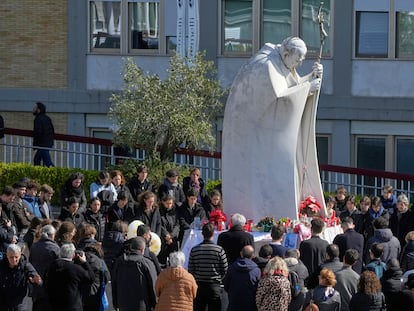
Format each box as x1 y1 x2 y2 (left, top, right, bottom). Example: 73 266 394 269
109 52 226 161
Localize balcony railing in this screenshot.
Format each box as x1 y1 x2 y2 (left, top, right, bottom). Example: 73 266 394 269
2 128 414 199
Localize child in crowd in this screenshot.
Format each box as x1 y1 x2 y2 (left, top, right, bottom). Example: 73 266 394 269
334 185 348 215
365 243 387 279
381 185 397 215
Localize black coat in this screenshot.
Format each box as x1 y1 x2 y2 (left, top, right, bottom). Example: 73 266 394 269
60 182 87 214
129 205 162 237
106 202 126 231
102 230 126 272
46 259 95 311
182 176 210 212
33 112 54 148
299 236 329 277
158 179 185 206
83 209 106 242
127 177 153 202
333 228 365 274
29 237 60 300
401 241 414 272
112 252 157 311
381 266 403 311
390 209 414 248
58 209 85 228
177 201 206 231
349 292 386 311
217 225 255 264
0 255 39 309
81 250 110 311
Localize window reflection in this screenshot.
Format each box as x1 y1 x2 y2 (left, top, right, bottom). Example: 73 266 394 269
90 1 121 49
396 12 414 58
356 12 388 58
301 0 331 56
129 2 159 50
262 0 291 45
223 0 253 53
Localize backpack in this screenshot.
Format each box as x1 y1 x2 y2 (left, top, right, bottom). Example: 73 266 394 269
366 261 386 279
288 270 301 298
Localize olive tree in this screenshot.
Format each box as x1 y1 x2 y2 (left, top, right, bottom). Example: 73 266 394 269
109 52 226 161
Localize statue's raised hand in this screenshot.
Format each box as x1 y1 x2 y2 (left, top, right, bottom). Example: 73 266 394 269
310 78 322 92
312 62 323 78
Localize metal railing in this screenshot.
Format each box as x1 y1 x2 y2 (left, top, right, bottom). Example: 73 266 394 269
1 128 222 180
2 128 414 199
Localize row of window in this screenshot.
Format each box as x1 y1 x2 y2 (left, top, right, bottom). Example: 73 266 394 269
317 135 414 175
89 0 414 59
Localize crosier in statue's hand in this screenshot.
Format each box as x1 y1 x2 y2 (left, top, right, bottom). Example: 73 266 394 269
309 78 322 93
312 62 323 78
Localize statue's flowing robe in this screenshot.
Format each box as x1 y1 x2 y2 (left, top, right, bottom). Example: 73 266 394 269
222 43 326 222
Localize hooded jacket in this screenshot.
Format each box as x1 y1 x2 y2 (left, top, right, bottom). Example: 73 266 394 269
154 266 197 311
365 228 401 264
224 257 261 311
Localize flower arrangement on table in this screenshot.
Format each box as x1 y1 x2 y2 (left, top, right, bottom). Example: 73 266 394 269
254 216 277 232
209 209 227 231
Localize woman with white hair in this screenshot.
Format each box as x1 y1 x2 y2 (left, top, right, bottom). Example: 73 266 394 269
256 256 291 311
154 251 198 311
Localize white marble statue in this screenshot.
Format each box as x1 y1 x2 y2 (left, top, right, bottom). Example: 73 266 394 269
222 37 327 222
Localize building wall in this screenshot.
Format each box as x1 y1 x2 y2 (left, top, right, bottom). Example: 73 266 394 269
0 0 68 88
1 0 414 172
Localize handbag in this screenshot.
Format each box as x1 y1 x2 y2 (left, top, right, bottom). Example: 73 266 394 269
304 290 319 311
100 260 109 311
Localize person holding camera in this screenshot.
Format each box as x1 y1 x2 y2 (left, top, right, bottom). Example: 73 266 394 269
46 243 94 311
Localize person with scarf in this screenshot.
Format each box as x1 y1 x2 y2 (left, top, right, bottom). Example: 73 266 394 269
183 168 209 214
61 172 87 214
256 256 291 311
158 168 185 207
362 196 390 241
305 268 341 311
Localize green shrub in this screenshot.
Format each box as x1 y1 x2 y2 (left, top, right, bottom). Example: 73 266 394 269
0 161 220 206
0 163 97 207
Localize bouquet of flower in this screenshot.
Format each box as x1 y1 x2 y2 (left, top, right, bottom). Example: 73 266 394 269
277 217 291 229
209 209 227 231
293 222 312 242
299 195 322 217
256 216 277 232
324 209 340 227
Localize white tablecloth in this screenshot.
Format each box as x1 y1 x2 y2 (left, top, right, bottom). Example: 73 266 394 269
181 226 342 268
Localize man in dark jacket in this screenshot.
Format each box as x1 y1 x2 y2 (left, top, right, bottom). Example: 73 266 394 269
46 243 95 311
299 217 329 288
284 248 309 311
29 224 60 311
364 216 401 265
217 213 254 264
333 217 364 273
308 243 343 289
334 249 360 311
32 102 55 167
390 193 414 249
0 244 42 311
224 245 261 311
112 236 157 311
381 258 404 311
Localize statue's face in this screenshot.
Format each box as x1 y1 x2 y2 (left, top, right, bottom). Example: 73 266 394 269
283 47 307 70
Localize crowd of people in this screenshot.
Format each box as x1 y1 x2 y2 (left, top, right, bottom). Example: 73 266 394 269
1 166 414 311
